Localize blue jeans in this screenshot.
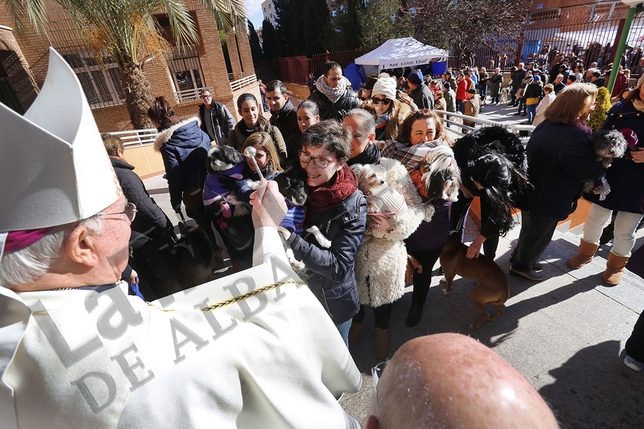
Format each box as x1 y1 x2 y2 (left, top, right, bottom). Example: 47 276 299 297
456 100 465 113
336 319 352 347
526 104 537 123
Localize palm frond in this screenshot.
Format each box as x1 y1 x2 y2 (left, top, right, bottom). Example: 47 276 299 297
158 0 200 47
4 0 48 36
201 0 247 32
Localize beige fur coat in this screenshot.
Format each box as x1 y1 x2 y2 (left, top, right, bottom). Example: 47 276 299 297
351 157 425 308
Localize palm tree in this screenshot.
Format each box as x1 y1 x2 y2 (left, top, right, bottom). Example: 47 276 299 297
6 0 246 128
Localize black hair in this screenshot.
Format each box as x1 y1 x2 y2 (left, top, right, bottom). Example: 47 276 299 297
237 93 258 111
265 80 288 94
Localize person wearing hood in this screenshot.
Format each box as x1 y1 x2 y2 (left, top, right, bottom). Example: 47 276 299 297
265 80 299 142
407 70 434 110
308 61 360 122
149 96 216 245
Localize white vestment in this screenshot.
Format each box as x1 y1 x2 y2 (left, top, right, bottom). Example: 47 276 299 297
0 227 362 428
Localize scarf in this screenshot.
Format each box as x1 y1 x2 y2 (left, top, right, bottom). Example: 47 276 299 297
409 168 428 199
315 75 348 104
376 114 389 130
632 98 644 113
306 164 358 212
348 143 381 166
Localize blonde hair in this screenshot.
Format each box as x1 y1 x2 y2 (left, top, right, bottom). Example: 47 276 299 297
545 83 597 125
241 132 283 174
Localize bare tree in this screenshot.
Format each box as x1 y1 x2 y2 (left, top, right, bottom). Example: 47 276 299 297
412 0 530 66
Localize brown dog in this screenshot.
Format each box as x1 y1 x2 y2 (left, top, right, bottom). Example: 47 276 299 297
440 236 510 328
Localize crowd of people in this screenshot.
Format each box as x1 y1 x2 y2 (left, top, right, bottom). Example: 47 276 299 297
3 48 644 428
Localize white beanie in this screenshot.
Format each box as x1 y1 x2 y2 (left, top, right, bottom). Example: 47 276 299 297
372 74 397 100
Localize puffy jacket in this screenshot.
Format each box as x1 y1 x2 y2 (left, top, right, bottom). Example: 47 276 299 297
410 83 434 110
198 101 236 145
526 121 604 219
308 89 360 122
287 190 367 324
154 117 212 210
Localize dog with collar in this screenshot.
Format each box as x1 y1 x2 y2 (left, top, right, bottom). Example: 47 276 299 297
203 146 249 217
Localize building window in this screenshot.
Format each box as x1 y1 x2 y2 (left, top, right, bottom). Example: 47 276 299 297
167 45 207 103
61 50 125 108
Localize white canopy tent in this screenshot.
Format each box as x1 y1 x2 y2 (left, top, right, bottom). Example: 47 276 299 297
354 37 449 72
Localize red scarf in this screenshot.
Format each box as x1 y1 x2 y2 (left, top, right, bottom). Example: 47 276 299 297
409 168 428 199
306 164 358 212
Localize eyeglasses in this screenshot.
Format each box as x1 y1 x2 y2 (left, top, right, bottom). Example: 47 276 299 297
201 94 212 98
96 202 137 223
372 97 391 105
299 150 333 168
372 361 387 415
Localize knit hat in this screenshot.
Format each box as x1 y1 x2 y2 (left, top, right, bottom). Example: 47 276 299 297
372 75 397 100
533 75 541 82
407 71 423 85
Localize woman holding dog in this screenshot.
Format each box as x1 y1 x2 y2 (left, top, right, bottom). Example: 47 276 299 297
228 93 287 165
379 109 459 327
343 109 425 358
214 132 284 271
510 83 605 281
279 120 367 346
567 80 644 285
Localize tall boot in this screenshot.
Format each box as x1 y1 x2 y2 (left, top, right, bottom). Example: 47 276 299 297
566 239 599 269
602 252 630 286
348 322 363 348
374 328 389 360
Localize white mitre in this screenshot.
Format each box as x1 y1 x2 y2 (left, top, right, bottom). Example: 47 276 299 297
0 47 120 238
0 47 119 428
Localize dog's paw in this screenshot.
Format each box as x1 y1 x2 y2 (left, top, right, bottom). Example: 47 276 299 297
307 226 332 248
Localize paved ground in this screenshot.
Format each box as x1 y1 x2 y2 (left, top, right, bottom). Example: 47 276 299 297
143 99 644 428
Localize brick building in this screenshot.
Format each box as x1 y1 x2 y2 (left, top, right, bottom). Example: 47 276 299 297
0 0 259 133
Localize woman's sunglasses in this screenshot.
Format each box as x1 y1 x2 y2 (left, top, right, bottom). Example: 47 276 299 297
372 97 391 105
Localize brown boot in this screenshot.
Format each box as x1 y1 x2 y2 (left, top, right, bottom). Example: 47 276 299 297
374 328 389 360
348 322 362 348
602 252 629 286
566 240 599 269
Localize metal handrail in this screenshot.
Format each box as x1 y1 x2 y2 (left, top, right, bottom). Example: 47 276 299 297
175 86 215 104
230 74 257 92
106 128 158 147
434 109 535 144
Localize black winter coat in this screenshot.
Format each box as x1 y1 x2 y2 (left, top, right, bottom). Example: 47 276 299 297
270 98 299 143
287 189 367 324
308 88 360 122
526 121 604 220
410 83 435 110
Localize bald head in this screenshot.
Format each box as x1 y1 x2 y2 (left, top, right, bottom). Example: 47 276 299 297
366 334 558 429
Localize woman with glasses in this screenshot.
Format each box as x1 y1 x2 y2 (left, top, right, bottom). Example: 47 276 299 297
364 74 413 141
279 120 367 346
343 109 424 358
227 93 287 165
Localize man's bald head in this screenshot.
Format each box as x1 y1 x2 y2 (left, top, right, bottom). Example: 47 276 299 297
366 333 558 429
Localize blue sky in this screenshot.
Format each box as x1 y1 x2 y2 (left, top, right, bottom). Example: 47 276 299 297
244 0 265 29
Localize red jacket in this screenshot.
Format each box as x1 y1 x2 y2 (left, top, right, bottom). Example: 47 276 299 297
456 78 470 101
